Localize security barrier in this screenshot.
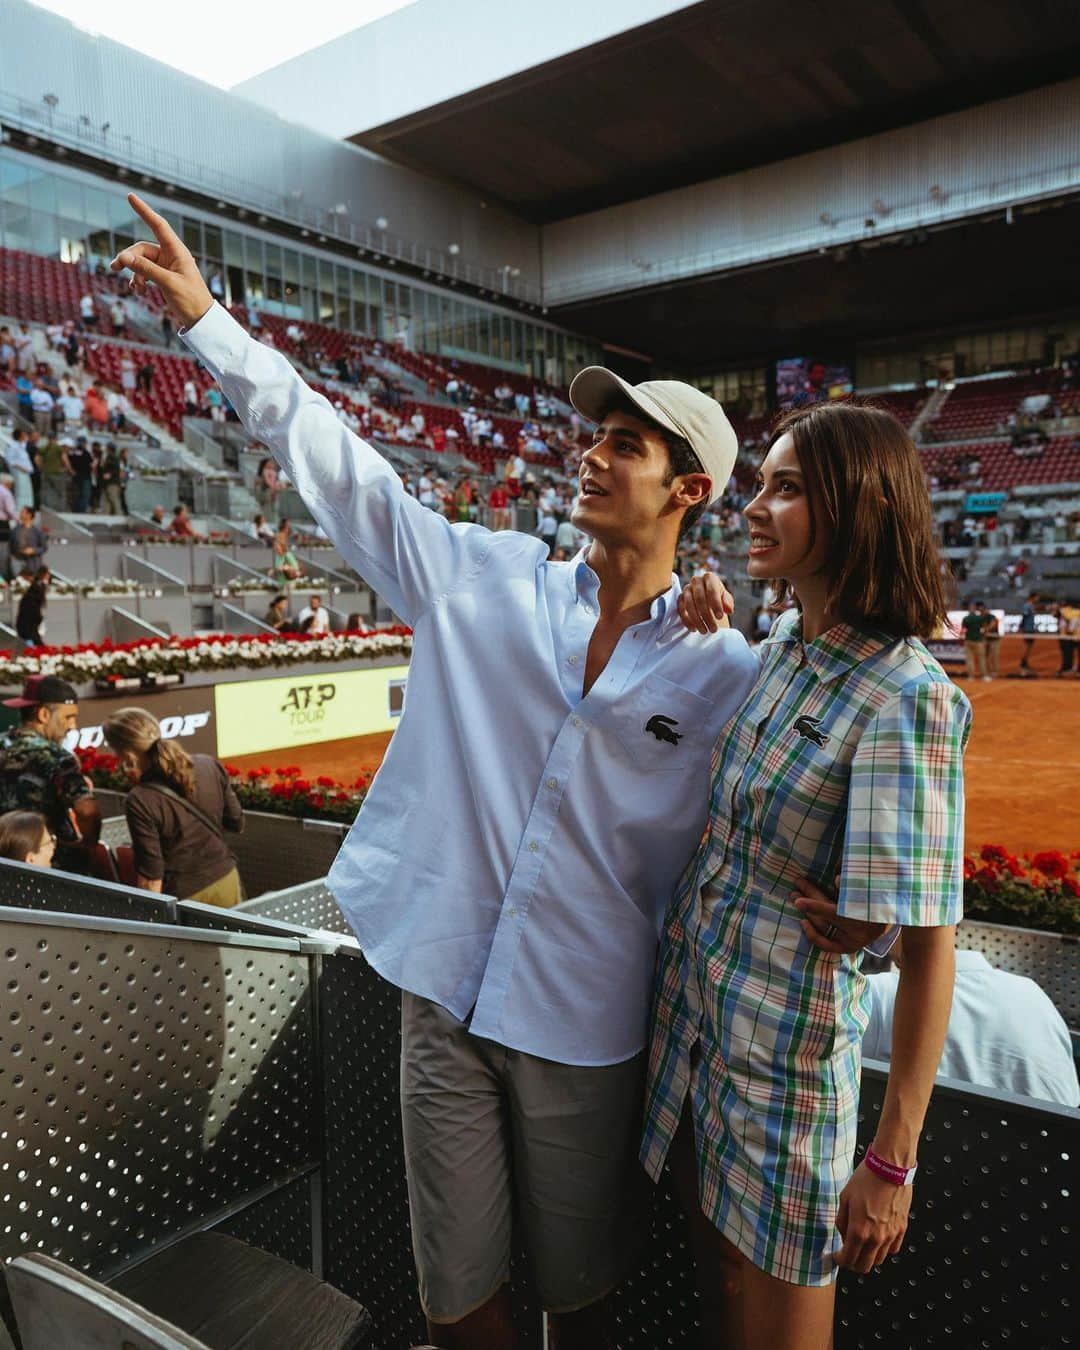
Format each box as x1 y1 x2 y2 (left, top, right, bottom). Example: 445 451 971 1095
0 863 1076 1349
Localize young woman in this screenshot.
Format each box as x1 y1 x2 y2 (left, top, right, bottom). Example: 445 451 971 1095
644 402 971 1350
103 708 244 905
0 810 56 867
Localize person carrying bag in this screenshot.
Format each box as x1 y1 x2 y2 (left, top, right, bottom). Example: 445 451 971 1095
103 707 244 905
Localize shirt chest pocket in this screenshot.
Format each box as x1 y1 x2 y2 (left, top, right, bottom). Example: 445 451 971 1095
611 674 716 774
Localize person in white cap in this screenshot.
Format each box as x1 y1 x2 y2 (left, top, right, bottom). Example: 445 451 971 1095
111 194 873 1350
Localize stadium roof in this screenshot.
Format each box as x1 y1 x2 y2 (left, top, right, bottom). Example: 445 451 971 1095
354 0 1080 223
554 197 1080 371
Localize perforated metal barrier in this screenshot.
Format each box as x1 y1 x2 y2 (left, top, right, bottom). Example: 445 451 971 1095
0 882 1076 1350
957 918 1078 1029
238 878 353 935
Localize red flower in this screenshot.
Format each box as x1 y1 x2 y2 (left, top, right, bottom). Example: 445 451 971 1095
1064 877 1080 898
963 857 977 881
972 866 999 891
1031 851 1069 879
980 844 1009 865
225 764 240 778
316 775 335 788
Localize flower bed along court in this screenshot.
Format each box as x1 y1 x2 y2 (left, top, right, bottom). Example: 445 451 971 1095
79 749 369 824
963 846 1080 936
0 628 412 686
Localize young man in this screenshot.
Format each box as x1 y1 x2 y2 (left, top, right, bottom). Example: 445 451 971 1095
0 674 102 873
114 194 873 1350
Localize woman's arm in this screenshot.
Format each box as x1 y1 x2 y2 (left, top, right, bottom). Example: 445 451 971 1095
137 875 164 893
836 923 955 1273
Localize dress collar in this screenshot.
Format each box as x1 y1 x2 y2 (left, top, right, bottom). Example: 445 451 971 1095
762 607 897 682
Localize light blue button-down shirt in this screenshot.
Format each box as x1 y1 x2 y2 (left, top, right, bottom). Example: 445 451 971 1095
183 303 760 1064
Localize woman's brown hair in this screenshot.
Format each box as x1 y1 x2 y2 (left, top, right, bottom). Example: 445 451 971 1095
765 401 947 639
103 707 197 799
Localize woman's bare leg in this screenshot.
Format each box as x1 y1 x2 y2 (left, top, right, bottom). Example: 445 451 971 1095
738 1260 835 1350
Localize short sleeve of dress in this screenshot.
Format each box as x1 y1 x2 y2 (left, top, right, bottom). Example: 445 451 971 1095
838 679 971 927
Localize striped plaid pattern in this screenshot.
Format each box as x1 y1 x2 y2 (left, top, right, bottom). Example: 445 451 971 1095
642 610 971 1285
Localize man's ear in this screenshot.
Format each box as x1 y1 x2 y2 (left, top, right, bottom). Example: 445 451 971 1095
673 473 712 509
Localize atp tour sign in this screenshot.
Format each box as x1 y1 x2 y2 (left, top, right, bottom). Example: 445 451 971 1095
214 666 409 757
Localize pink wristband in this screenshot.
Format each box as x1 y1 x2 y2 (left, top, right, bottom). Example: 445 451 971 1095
864 1147 917 1186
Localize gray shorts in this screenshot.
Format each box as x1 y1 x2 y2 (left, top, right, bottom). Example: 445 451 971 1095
400 991 648 1323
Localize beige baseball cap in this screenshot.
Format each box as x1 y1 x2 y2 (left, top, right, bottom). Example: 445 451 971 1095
569 366 738 504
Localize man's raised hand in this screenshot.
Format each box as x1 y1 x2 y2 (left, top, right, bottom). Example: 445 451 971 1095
111 193 213 331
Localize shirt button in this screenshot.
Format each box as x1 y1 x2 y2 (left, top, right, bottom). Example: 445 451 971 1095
568 654 579 665
572 716 583 728
583 604 594 615
507 906 518 917
527 840 539 852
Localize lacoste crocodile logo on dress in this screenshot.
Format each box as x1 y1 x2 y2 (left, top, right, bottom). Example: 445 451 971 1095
792 715 829 747
645 714 682 745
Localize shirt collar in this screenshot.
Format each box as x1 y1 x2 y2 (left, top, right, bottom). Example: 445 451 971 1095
762 606 896 682
567 546 678 621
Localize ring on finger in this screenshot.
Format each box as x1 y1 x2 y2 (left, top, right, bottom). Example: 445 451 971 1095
824 922 839 939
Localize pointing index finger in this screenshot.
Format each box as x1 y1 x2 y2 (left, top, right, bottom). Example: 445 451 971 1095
128 192 181 249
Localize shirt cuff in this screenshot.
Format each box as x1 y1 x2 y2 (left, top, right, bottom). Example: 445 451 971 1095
178 301 245 369
865 925 901 958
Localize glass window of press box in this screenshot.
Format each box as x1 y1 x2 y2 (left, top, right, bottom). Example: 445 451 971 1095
0 149 600 384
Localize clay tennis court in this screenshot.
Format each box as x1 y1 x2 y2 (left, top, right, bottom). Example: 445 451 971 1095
227 635 1076 861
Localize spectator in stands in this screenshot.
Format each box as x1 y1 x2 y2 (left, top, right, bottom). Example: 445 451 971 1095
15 370 33 420
0 325 15 375
4 430 36 512
253 512 276 543
102 707 244 906
535 504 557 556
83 385 108 433
1019 592 1040 676
149 505 167 529
14 568 49 648
120 353 137 398
0 809 56 867
168 504 196 539
106 388 130 435
79 292 97 330
160 312 174 348
204 384 226 424
98 443 125 515
253 457 280 523
264 593 291 631
10 508 47 576
57 381 84 431
13 323 35 374
110 297 128 338
297 594 330 635
863 938 1079 1108
271 531 303 585
29 380 54 437
487 481 510 531
183 376 199 416
0 675 101 874
63 435 94 513
961 601 992 681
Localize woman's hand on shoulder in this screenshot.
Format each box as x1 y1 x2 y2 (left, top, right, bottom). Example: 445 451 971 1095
677 572 734 633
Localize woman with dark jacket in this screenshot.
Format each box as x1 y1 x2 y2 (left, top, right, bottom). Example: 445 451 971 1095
15 567 49 647
103 707 244 905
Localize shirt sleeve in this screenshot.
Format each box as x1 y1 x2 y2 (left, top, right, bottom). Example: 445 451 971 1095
838 679 971 927
125 792 165 882
181 303 492 625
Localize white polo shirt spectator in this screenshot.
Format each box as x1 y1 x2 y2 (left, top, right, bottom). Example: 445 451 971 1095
863 949 1079 1107
58 386 84 425
297 598 331 635
79 293 96 322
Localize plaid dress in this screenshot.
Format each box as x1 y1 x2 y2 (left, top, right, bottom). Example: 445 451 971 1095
641 611 971 1285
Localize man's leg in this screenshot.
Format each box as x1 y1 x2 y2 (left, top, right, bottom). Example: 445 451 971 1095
509 1047 648 1350
400 992 517 1350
